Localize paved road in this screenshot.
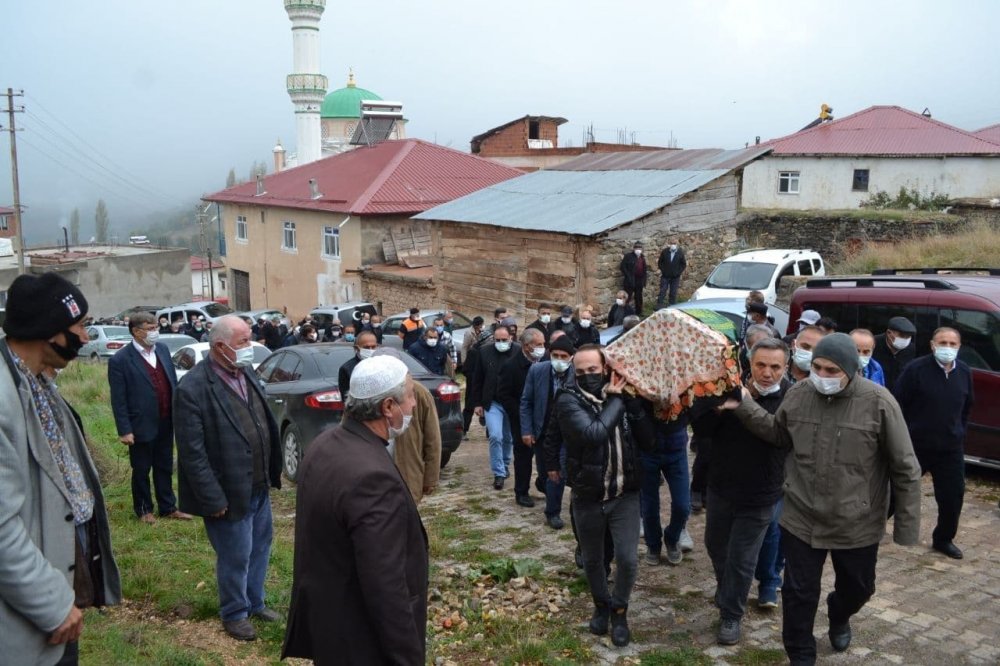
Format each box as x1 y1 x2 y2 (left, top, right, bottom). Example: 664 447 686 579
431 426 1000 665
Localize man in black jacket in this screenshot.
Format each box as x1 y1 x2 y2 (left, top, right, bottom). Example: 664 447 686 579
174 316 283 641
893 327 974 560
872 316 916 391
619 241 648 315
656 239 687 307
526 303 554 343
552 344 654 648
496 329 546 507
470 325 520 489
693 337 790 646
338 330 379 399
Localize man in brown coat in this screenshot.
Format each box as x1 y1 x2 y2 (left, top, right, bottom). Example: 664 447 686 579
394 381 442 503
283 355 428 665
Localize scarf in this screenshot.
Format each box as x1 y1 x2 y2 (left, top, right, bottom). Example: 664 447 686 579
579 385 626 500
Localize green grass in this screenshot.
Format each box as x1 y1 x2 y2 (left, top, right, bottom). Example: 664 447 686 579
830 222 1000 274
731 647 787 665
637 647 712 665
58 362 295 665
743 206 951 222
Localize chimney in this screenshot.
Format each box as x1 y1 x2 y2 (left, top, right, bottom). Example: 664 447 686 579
309 178 323 200
255 174 266 196
273 139 286 173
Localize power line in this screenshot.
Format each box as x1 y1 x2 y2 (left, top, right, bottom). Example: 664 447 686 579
24 93 186 205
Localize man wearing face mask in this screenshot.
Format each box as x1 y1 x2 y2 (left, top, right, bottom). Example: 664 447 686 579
283 355 428 665
469 325 520 490
431 317 457 377
399 308 426 349
893 327 974 560
850 329 885 386
727 332 921 664
787 325 826 383
872 316 916 391
524 335 577 529
572 305 600 347
607 291 636 328
656 239 687 308
496 329 547 508
527 302 554 343
551 305 576 337
407 328 448 376
619 241 648 315
108 312 191 525
174 315 283 641
339 330 380 399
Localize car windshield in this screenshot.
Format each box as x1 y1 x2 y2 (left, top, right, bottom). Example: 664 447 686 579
705 262 777 290
203 303 234 317
102 326 129 338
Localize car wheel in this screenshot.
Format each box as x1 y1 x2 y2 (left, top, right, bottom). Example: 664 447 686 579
282 424 303 482
90 352 99 361
439 450 452 469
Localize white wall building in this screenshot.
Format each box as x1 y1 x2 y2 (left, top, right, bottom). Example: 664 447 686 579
742 106 1000 210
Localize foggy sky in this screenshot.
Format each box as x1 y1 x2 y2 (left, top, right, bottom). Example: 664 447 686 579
2 0 999 242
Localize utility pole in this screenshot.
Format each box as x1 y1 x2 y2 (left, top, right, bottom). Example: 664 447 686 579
3 88 25 275
196 204 215 301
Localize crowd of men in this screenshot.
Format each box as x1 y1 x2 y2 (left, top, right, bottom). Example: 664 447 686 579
0 268 977 666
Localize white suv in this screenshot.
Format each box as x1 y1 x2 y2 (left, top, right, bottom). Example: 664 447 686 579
691 249 825 304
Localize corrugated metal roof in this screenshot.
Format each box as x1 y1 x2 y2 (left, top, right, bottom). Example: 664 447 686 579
414 169 728 236
202 139 523 216
973 123 1000 145
762 106 1000 156
551 146 772 172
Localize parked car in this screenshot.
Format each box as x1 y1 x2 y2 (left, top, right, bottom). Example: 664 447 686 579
789 269 1000 470
238 308 284 324
692 249 825 304
308 302 378 331
157 333 199 354
156 301 234 327
382 308 473 365
171 341 271 381
255 343 463 481
111 305 164 321
79 325 131 360
600 298 789 345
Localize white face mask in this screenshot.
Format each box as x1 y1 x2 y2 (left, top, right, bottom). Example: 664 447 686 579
227 343 255 368
615 299 624 306
426 338 439 347
634 249 642 256
810 372 844 396
933 346 958 364
670 244 678 252
891 334 911 350
858 354 871 369
358 348 376 360
561 316 572 324
792 347 812 371
144 330 160 345
753 380 781 396
579 319 592 329
540 314 551 324
551 359 571 374
530 346 545 360
495 340 511 353
387 400 412 439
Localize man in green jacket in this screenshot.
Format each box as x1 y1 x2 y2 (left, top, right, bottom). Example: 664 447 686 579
727 333 921 666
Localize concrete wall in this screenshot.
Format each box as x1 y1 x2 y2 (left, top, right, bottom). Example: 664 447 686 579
0 247 191 319
743 155 1000 209
191 266 228 302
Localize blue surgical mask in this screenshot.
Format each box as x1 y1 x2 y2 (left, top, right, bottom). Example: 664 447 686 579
858 354 871 370
793 348 812 371
933 346 958 364
551 359 571 374
227 343 255 368
809 372 844 396
345 334 356 342
435 325 445 333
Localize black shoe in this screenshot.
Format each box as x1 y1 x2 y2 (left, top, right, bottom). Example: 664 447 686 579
546 514 565 530
515 494 535 508
933 541 963 559
252 607 281 622
690 490 704 513
222 618 257 641
574 545 584 569
829 619 851 652
493 476 504 490
535 477 547 494
589 602 610 635
610 606 630 647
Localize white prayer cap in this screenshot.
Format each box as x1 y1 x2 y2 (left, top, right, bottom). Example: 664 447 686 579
349 355 408 399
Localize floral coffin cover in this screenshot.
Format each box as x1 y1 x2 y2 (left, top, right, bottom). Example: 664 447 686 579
604 308 741 421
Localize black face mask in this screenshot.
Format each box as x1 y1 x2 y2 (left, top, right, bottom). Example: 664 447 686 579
577 372 606 396
50 330 85 361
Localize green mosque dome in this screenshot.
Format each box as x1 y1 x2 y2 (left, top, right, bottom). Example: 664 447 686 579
321 72 382 119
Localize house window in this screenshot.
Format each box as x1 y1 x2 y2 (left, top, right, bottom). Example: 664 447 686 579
322 226 340 258
0 215 8 231
282 221 297 251
852 169 870 192
529 120 540 140
236 215 248 242
778 171 800 194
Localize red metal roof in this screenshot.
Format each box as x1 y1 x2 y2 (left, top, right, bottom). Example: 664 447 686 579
973 123 1000 145
203 139 523 215
762 106 1000 157
190 255 225 271
0 206 15 215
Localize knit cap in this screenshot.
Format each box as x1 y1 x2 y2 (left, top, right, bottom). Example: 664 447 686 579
3 272 88 340
812 332 859 377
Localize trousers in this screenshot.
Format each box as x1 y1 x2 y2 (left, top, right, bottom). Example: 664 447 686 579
573 491 639 609
128 417 178 517
915 447 965 545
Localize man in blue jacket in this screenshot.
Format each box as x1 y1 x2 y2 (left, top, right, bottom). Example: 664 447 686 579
108 312 192 524
893 327 974 560
851 328 885 386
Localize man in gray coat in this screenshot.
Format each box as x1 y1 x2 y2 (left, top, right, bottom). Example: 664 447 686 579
728 333 921 666
0 272 121 665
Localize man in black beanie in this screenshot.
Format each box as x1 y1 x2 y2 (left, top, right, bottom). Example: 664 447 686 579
0 272 121 665
728 332 921 665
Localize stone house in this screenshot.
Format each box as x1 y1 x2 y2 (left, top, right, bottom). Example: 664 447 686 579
414 147 770 322
202 139 521 317
742 106 1000 210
